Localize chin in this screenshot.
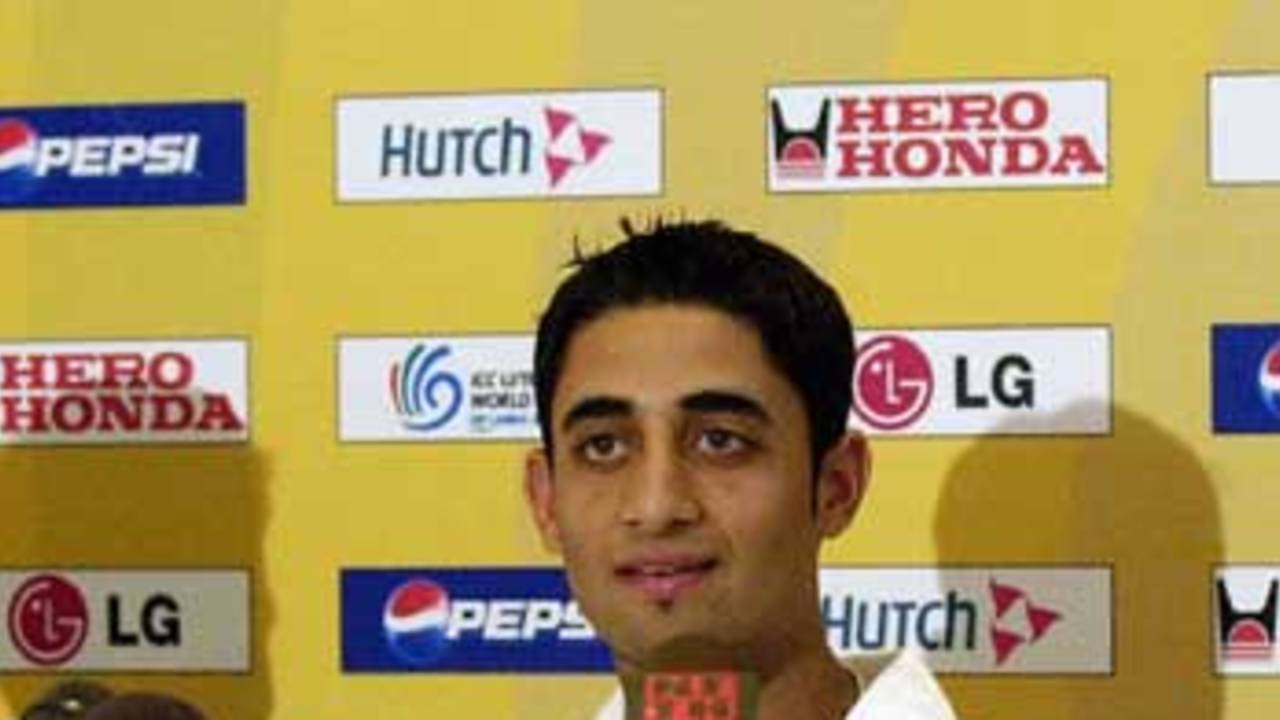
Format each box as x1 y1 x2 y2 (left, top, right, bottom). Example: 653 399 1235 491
609 621 755 672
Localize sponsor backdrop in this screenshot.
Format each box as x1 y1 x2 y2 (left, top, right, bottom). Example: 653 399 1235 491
1 1 1277 719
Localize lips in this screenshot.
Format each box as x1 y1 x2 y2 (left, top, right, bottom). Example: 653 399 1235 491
615 556 718 603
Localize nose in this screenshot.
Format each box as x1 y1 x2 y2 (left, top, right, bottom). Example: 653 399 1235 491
617 437 702 534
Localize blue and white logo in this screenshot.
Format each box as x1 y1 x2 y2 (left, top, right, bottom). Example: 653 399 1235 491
0 119 39 202
1260 341 1280 418
1213 324 1280 433
341 568 610 673
389 344 464 432
339 335 539 442
382 578 451 666
0 101 245 208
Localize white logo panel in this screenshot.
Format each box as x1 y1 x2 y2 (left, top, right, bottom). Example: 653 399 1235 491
339 335 537 442
0 339 249 445
1209 73 1280 184
819 567 1113 674
850 327 1111 436
769 78 1108 191
337 89 662 201
0 570 250 672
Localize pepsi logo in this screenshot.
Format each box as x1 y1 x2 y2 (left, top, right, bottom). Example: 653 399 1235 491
0 118 39 201
382 578 450 666
853 335 934 430
1259 340 1280 418
7 574 90 666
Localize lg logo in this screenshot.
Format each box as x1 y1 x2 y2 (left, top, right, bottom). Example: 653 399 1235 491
853 333 1037 432
6 574 183 667
853 335 933 430
7 574 88 666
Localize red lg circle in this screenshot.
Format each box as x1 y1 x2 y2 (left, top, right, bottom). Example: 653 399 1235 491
7 574 89 666
853 335 934 431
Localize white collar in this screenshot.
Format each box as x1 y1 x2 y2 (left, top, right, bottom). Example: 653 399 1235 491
593 652 954 720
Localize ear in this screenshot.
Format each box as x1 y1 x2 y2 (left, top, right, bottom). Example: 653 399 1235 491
524 447 563 554
814 431 870 538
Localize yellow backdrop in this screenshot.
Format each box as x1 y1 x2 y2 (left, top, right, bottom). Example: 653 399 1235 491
1 1 1277 718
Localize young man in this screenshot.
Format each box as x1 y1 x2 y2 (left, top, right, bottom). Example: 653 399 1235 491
524 220 954 719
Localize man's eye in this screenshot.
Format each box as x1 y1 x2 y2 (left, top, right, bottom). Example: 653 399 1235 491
695 428 750 456
579 434 628 464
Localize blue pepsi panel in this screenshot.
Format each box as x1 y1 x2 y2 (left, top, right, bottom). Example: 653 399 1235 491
0 101 245 208
341 567 614 673
1212 324 1280 433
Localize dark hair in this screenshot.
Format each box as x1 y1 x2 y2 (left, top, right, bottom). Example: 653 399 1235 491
21 680 112 720
533 218 854 473
83 694 206 720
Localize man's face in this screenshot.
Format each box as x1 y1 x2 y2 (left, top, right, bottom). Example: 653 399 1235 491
526 304 863 672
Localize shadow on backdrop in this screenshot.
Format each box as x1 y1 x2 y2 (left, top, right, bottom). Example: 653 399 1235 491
934 402 1221 720
0 440 272 719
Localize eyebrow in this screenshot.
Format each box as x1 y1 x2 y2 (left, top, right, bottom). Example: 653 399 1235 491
560 395 634 432
559 389 772 433
680 390 772 423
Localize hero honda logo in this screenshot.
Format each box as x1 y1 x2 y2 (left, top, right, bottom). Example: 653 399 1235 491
337 89 661 201
850 327 1111 436
769 78 1108 191
771 98 830 179
0 340 249 445
1218 579 1276 662
0 102 244 208
1215 567 1280 674
7 574 89 666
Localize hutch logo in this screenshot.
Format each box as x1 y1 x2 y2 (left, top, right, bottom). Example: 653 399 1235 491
989 579 1062 666
0 339 248 445
769 78 1108 191
337 89 661 201
819 566 1111 674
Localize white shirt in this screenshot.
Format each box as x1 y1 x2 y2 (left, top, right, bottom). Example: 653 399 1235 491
592 652 955 720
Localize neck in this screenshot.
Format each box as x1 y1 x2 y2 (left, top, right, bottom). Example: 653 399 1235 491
753 640 858 720
616 631 858 720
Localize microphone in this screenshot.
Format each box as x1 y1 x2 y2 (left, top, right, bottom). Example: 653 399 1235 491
20 681 112 720
82 694 206 720
623 671 758 720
